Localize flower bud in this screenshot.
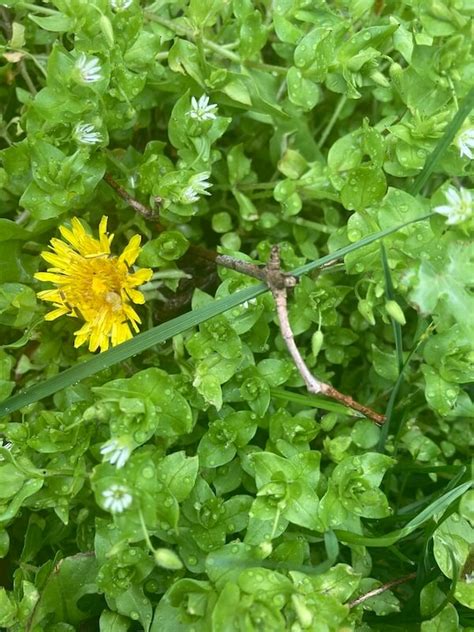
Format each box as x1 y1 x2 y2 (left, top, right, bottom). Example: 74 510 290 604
311 330 324 357
154 548 183 570
385 300 406 325
100 15 114 47
358 299 375 325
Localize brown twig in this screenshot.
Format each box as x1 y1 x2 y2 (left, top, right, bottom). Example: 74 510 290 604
214 254 267 281
265 245 385 424
103 173 159 220
348 572 417 608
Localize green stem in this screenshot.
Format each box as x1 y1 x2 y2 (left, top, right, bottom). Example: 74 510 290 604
238 182 276 191
145 11 286 73
138 509 156 555
18 1 58 14
247 60 287 75
318 95 348 149
284 217 335 234
203 37 241 62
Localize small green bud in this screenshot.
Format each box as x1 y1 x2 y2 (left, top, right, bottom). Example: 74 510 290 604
154 548 183 570
358 299 375 326
99 15 114 47
321 412 338 432
292 594 313 628
389 62 403 79
385 300 406 325
9 22 25 49
370 70 390 87
311 330 324 357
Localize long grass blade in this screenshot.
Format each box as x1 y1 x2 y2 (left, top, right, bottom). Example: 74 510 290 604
271 387 363 416
335 481 471 547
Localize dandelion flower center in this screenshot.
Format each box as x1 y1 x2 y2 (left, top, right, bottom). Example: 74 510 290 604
35 216 152 352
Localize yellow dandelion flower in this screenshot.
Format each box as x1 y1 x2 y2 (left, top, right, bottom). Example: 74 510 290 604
35 216 152 353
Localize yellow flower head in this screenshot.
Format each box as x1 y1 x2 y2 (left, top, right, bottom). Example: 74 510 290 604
35 216 152 352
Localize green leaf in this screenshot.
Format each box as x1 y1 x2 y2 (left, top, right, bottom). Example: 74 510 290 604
29 555 99 627
28 12 74 32
410 241 474 338
99 610 130 631
286 67 320 111
421 604 460 632
340 165 387 211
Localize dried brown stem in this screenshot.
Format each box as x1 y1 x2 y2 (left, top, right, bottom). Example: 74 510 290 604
103 173 159 220
348 572 417 608
266 245 385 425
215 254 267 281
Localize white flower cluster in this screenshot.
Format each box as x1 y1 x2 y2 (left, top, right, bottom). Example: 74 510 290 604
433 186 472 225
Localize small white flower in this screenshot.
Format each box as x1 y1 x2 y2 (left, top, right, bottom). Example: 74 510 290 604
74 123 102 145
75 53 103 84
180 172 212 205
110 0 133 10
0 440 12 461
456 128 474 159
100 437 132 469
188 95 218 122
102 484 133 513
433 186 473 225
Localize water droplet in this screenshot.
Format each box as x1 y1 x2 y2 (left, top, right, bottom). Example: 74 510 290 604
348 229 362 241
142 466 154 479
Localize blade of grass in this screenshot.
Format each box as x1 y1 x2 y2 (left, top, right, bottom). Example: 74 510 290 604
270 387 364 416
378 321 435 452
0 214 434 418
334 480 471 547
290 213 432 277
